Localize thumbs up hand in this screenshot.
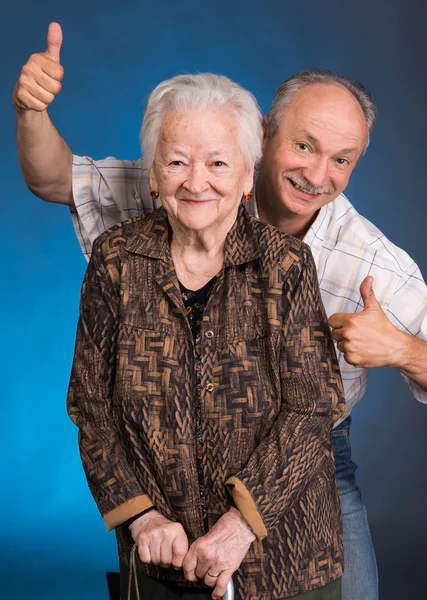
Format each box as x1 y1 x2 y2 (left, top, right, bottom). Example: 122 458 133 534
328 276 405 369
12 22 64 112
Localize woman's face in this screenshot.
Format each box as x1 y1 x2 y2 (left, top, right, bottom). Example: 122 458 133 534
150 106 253 234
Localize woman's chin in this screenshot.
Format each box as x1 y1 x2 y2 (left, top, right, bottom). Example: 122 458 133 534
173 208 219 232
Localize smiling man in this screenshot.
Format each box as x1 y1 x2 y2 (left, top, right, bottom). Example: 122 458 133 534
12 22 427 600
257 80 368 238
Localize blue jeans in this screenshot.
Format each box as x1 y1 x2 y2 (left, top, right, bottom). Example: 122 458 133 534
333 417 378 600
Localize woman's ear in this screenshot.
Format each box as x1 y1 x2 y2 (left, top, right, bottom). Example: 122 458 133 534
243 168 254 197
149 168 159 195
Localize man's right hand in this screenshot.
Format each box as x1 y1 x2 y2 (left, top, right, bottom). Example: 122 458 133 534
12 22 63 113
129 509 189 570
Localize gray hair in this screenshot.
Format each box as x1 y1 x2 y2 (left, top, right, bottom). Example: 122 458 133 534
141 73 263 170
266 69 377 153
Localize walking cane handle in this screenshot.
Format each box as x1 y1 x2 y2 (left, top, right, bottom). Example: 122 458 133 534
222 578 234 600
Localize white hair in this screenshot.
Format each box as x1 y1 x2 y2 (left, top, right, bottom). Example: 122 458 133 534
141 73 263 170
267 69 377 154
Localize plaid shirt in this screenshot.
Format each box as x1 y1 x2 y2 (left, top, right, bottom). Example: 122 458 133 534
71 155 427 423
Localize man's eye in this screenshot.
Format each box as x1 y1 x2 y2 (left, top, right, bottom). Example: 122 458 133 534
213 161 225 167
170 160 184 166
336 158 349 165
297 143 309 151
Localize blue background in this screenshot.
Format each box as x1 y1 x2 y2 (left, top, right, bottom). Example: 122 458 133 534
2 1 427 598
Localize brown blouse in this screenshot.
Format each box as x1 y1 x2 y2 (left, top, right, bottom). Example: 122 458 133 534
67 204 345 599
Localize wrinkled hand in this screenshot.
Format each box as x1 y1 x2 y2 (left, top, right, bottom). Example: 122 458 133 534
328 276 405 368
12 22 63 113
183 507 255 599
129 509 189 569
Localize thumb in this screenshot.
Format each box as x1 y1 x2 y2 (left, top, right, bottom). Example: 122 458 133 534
46 22 62 63
360 276 379 309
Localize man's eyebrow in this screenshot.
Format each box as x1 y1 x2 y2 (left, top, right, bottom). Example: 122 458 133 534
299 131 359 157
303 132 319 147
337 147 359 157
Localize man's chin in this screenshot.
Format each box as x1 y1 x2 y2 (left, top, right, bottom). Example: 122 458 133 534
280 194 324 218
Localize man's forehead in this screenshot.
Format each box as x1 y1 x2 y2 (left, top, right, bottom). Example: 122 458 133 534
284 82 366 124
277 85 367 149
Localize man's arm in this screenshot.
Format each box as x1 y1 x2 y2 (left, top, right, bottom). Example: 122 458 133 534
12 22 73 206
14 22 156 260
329 275 427 393
395 334 427 391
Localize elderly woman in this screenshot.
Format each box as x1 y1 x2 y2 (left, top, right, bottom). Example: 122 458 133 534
67 73 344 600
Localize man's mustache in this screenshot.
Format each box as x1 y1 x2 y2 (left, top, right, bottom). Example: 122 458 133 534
283 171 335 196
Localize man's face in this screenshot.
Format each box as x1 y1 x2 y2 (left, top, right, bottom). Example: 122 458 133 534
261 82 368 219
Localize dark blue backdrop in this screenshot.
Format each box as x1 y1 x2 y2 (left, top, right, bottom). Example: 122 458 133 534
2 1 427 599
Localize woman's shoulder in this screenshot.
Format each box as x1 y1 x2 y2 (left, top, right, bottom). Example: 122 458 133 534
248 214 310 272
91 207 166 260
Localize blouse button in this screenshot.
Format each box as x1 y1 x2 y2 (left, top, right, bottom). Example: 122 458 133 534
206 382 215 392
205 330 215 339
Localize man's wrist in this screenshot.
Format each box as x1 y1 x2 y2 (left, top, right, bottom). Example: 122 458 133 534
389 329 414 370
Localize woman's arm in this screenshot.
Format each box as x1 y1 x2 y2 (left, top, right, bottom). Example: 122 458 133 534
226 244 345 539
67 239 157 531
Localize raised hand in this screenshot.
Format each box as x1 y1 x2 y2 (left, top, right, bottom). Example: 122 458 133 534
328 276 404 368
12 22 64 112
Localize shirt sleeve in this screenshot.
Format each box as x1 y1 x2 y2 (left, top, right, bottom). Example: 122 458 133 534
67 238 163 531
226 245 345 540
70 155 159 261
385 260 427 403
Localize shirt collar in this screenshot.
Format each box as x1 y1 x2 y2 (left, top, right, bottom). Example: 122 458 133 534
124 204 261 267
249 187 332 254
303 203 331 251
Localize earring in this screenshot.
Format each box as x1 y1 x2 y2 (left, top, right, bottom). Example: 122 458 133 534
150 191 159 199
242 193 253 203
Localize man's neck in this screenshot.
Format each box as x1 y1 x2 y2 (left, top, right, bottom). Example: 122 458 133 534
255 177 318 240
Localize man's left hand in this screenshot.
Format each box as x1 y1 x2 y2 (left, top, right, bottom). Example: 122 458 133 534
328 276 405 368
182 506 255 599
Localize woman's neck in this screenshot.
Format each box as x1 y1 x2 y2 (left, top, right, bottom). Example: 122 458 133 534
170 216 234 291
172 246 223 291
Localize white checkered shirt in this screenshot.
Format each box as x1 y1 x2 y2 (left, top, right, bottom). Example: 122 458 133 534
71 155 427 424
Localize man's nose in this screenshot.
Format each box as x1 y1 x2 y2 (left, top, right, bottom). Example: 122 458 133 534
184 165 210 195
302 156 331 189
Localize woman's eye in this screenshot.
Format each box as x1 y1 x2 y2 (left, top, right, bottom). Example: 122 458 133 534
213 161 225 167
169 160 184 166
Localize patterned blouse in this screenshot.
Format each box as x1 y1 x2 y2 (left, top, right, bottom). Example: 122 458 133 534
180 276 218 529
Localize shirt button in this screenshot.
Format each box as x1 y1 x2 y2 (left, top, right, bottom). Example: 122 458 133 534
206 383 215 392
205 330 215 339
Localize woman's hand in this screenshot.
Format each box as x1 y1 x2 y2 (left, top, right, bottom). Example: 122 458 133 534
129 510 189 569
182 507 256 599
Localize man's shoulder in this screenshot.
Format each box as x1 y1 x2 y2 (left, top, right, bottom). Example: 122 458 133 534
72 154 147 175
326 194 418 274
72 154 151 204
